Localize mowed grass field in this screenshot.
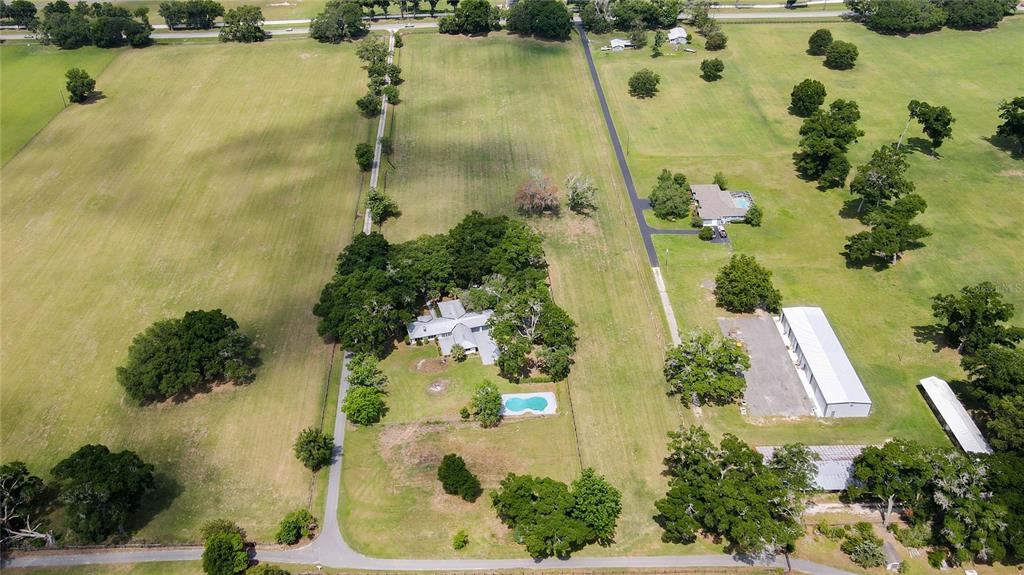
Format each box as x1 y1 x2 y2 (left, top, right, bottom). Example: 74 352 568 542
0 45 121 164
596 20 1024 446
340 31 691 557
1 39 370 541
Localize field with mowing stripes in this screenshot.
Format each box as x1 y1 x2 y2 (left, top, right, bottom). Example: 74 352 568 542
1 39 369 541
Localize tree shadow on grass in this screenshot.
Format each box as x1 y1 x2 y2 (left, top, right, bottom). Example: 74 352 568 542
912 323 948 353
904 136 942 159
984 134 1024 160
123 472 183 541
79 91 107 105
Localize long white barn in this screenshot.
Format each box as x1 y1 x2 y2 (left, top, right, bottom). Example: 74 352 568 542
780 307 872 418
919 376 992 454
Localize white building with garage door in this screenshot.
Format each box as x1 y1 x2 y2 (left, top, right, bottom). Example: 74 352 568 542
780 306 872 418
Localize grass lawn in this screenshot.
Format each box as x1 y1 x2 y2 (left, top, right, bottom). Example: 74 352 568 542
596 20 1024 448
340 344 581 558
0 44 122 164
0 38 370 542
341 31 691 557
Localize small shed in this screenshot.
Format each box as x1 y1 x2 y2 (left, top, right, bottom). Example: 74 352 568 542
609 38 633 51
667 26 688 45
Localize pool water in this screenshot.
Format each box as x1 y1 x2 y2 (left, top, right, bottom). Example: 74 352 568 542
733 197 751 209
504 396 549 413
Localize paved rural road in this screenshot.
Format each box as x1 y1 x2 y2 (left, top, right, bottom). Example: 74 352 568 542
0 20 437 40
5 351 856 573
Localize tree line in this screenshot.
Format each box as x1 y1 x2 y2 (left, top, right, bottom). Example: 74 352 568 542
34 0 153 49
846 0 1017 34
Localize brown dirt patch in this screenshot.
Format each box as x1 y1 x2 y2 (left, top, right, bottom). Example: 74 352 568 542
426 379 451 395
413 356 449 374
998 169 1024 177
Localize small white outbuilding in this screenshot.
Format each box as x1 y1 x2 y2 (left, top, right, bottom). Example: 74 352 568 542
667 26 688 45
609 38 633 51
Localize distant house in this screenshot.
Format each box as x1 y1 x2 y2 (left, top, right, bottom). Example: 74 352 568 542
667 26 688 45
609 38 633 51
406 299 499 365
691 184 752 226
919 376 992 454
756 444 869 491
780 307 872 418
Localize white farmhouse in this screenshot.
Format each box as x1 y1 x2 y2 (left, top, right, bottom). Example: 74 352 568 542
406 299 499 365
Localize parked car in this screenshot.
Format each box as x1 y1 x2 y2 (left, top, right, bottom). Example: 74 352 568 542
716 225 727 238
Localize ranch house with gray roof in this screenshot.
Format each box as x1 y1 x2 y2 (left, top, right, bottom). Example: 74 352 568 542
406 299 499 365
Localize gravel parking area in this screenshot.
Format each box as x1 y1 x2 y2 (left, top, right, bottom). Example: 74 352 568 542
718 315 815 417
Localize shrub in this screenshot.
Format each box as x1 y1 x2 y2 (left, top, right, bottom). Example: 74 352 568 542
704 30 727 50
824 40 858 70
379 136 393 156
927 549 946 568
452 529 469 550
354 142 374 171
293 427 333 471
437 453 482 502
565 174 598 215
698 226 713 241
471 380 502 428
840 524 885 568
744 203 762 227
459 406 471 420
790 78 827 117
628 68 660 98
700 58 724 81
451 344 466 362
690 213 703 228
807 28 832 55
274 509 316 545
515 170 560 215
888 521 931 548
816 519 848 541
713 172 728 189
393 33 403 48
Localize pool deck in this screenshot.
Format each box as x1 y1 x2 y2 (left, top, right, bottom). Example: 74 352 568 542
501 392 558 416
